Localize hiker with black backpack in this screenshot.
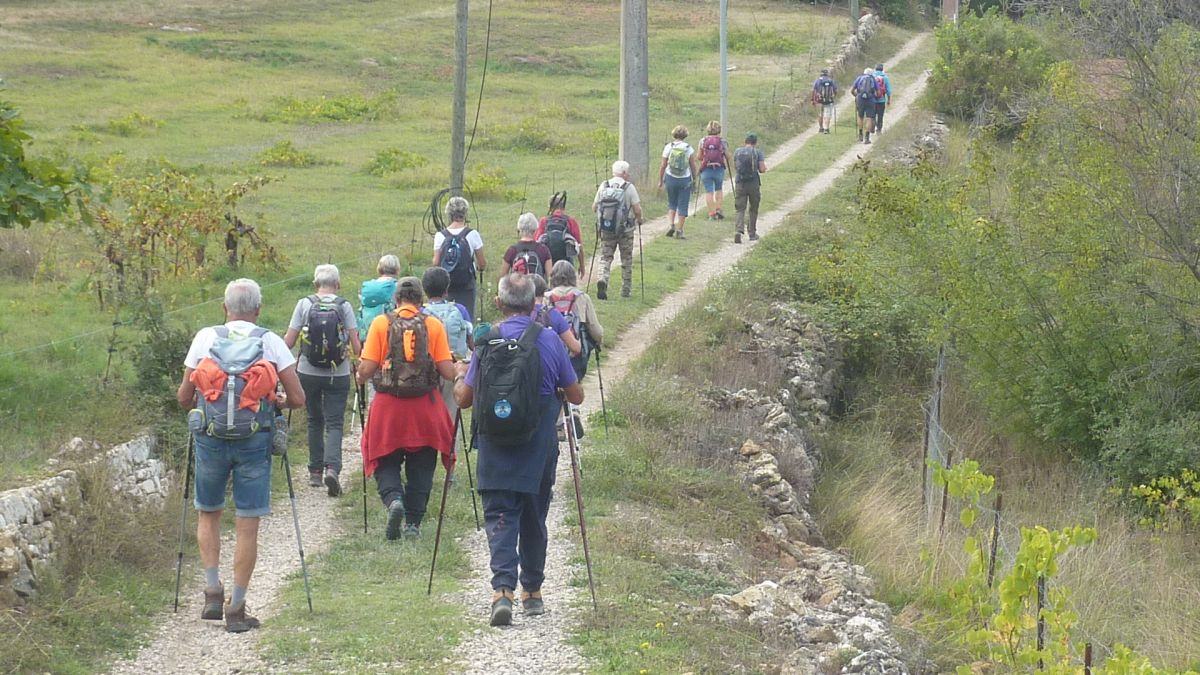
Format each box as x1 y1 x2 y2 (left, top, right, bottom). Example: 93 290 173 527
452 273 585 626
500 212 554 279
177 278 306 633
811 68 839 134
592 160 644 300
433 196 487 322
356 277 458 541
658 125 699 240
871 63 892 134
732 133 769 244
852 67 878 144
698 121 734 221
283 264 362 497
536 192 587 275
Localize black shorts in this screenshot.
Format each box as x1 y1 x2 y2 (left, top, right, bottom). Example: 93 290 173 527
875 101 887 116
856 97 874 118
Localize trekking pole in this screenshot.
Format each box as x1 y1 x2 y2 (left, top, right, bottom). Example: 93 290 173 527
173 434 195 613
354 382 368 533
561 400 598 610
636 220 646 302
594 349 609 434
477 269 485 323
458 409 481 530
428 412 462 594
280 417 314 613
585 224 601 294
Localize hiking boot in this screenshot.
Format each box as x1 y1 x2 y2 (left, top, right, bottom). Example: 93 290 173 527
749 233 759 241
715 210 725 220
573 413 585 440
308 470 323 488
864 138 872 145
857 131 863 141
596 280 608 301
675 232 687 240
734 233 742 244
490 589 514 626
521 590 545 616
403 524 420 540
666 227 676 238
621 286 631 298
201 585 224 621
224 602 261 633
324 468 341 497
385 499 406 541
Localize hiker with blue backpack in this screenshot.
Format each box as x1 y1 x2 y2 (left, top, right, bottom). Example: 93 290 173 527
852 67 878 144
433 196 487 322
357 255 400 341
536 192 587 275
871 63 892 134
658 124 699 240
811 68 839 134
284 264 362 497
177 278 306 633
500 212 554 279
422 265 474 446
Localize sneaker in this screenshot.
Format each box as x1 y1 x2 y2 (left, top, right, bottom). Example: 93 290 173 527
490 589 514 626
666 227 676 238
385 499 406 541
201 585 224 621
749 234 759 241
734 233 742 244
596 280 608 301
324 468 341 497
521 590 545 616
224 602 261 633
864 138 872 145
403 524 420 540
675 232 687 240
308 470 323 488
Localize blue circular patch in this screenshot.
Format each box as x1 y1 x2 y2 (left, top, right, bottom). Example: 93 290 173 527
493 399 512 419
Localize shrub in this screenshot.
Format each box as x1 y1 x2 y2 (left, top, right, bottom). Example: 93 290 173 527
258 92 397 124
364 147 428 176
464 164 520 200
99 111 164 136
2 98 76 228
722 26 806 55
256 140 324 168
482 116 567 154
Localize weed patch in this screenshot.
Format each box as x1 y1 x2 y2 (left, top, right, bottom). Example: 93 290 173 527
256 92 397 124
256 140 326 168
93 111 163 136
363 147 428 176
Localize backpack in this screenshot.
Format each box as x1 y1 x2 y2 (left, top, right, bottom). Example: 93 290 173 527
855 75 875 101
735 146 759 184
817 78 836 105
439 228 476 287
192 327 275 440
873 74 887 100
425 300 471 358
372 311 440 398
596 180 629 235
538 213 579 262
358 278 397 340
549 290 591 378
667 143 689 176
302 295 350 369
510 246 544 278
700 135 726 169
475 322 543 445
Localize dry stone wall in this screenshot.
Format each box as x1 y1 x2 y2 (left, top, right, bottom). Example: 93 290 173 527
829 13 883 75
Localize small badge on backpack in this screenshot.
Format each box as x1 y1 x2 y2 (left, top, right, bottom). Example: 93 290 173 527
494 399 512 419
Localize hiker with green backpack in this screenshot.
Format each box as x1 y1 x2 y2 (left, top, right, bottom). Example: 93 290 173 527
357 255 400 341
658 124 699 240
284 264 362 497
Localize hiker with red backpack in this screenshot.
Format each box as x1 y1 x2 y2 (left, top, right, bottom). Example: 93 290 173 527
852 67 878 144
547 260 603 381
283 264 362 497
535 192 587 275
530 273 583 359
698 121 734 221
811 68 839 134
500 212 554 279
871 63 892 134
356 277 458 541
433 196 487 322
177 278 306 633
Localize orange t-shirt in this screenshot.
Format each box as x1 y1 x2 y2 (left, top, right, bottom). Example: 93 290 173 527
362 304 453 365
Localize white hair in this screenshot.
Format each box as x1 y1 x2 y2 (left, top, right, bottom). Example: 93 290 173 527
313 263 340 289
446 196 470 223
611 160 630 177
864 68 873 75
224 278 262 317
517 212 539 237
377 254 400 276
497 272 535 312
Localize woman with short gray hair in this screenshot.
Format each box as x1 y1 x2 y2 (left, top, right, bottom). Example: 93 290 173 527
547 260 603 378
433 196 487 321
359 255 400 341
500 212 553 278
377 254 401 277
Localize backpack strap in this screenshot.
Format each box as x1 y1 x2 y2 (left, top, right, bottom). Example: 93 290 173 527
214 326 230 339
517 321 543 349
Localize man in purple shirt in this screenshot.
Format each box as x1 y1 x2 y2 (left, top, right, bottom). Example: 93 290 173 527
454 273 584 626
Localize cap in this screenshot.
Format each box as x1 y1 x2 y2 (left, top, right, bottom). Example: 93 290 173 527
875 63 884 71
396 276 422 292
745 133 758 144
821 68 830 75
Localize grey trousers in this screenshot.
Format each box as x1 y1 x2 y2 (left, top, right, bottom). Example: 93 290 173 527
299 373 351 474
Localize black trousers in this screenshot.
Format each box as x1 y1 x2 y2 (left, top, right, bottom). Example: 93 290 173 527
374 447 437 526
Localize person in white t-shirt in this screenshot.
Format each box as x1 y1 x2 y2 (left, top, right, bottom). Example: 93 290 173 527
657 124 699 240
432 196 488 322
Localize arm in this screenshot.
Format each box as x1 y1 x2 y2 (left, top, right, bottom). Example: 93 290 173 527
278 365 305 409
631 201 644 223
562 382 584 406
584 297 603 347
435 359 456 381
432 249 442 266
356 358 379 386
474 248 487 272
453 362 473 408
177 367 197 409
283 327 300 350
560 329 582 357
349 331 363 359
499 261 511 276
657 157 668 187
688 154 699 181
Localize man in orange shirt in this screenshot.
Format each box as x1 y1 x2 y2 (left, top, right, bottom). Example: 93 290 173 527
356 277 457 540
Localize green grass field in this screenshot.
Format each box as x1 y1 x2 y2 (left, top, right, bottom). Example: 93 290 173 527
0 0 872 478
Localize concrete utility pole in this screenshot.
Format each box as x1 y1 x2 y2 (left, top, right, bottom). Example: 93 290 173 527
850 0 860 31
719 0 728 135
450 0 468 195
619 0 650 187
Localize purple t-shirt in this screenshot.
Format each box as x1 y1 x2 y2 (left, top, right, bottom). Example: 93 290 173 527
532 303 570 336
465 315 577 396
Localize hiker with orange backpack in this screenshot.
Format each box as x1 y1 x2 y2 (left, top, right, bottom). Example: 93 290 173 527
356 277 457 541
500 212 554 279
698 121 734 221
177 278 306 633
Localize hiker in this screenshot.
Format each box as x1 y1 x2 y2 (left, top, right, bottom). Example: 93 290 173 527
658 124 698 239
852 67 877 144
698 121 734 220
177 278 305 633
283 264 362 496
592 160 644 300
547 259 603 381
872 63 892 134
531 273 583 358
732 133 768 244
452 273 585 626
356 277 457 541
357 255 400 341
811 68 838 134
536 192 587 273
500 212 554 279
422 265 474 444
432 196 487 322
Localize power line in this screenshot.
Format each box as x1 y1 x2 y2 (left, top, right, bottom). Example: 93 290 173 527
462 0 494 169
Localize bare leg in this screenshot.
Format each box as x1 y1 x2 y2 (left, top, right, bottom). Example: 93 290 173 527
233 516 260 589
198 510 222 570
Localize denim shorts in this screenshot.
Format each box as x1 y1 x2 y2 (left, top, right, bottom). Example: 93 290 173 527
699 166 725 193
193 431 272 518
663 173 693 217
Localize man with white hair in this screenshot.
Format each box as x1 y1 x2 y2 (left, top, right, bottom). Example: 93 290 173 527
433 195 488 321
177 278 305 633
852 67 878 144
591 160 644 300
285 264 362 495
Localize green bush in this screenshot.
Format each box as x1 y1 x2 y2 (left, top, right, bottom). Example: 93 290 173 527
98 111 164 136
364 147 428 176
256 140 324 167
258 92 397 124
722 26 806 55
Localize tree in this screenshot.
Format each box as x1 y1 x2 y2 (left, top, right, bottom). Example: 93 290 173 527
0 97 77 228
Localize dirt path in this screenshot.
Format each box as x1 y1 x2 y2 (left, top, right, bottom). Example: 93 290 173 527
109 429 363 675
450 34 931 674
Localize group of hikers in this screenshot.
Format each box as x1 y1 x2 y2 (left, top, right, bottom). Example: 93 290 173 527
171 63 896 634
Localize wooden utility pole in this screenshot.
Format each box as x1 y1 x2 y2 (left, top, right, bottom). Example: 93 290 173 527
450 0 468 195
619 0 650 187
719 0 728 135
